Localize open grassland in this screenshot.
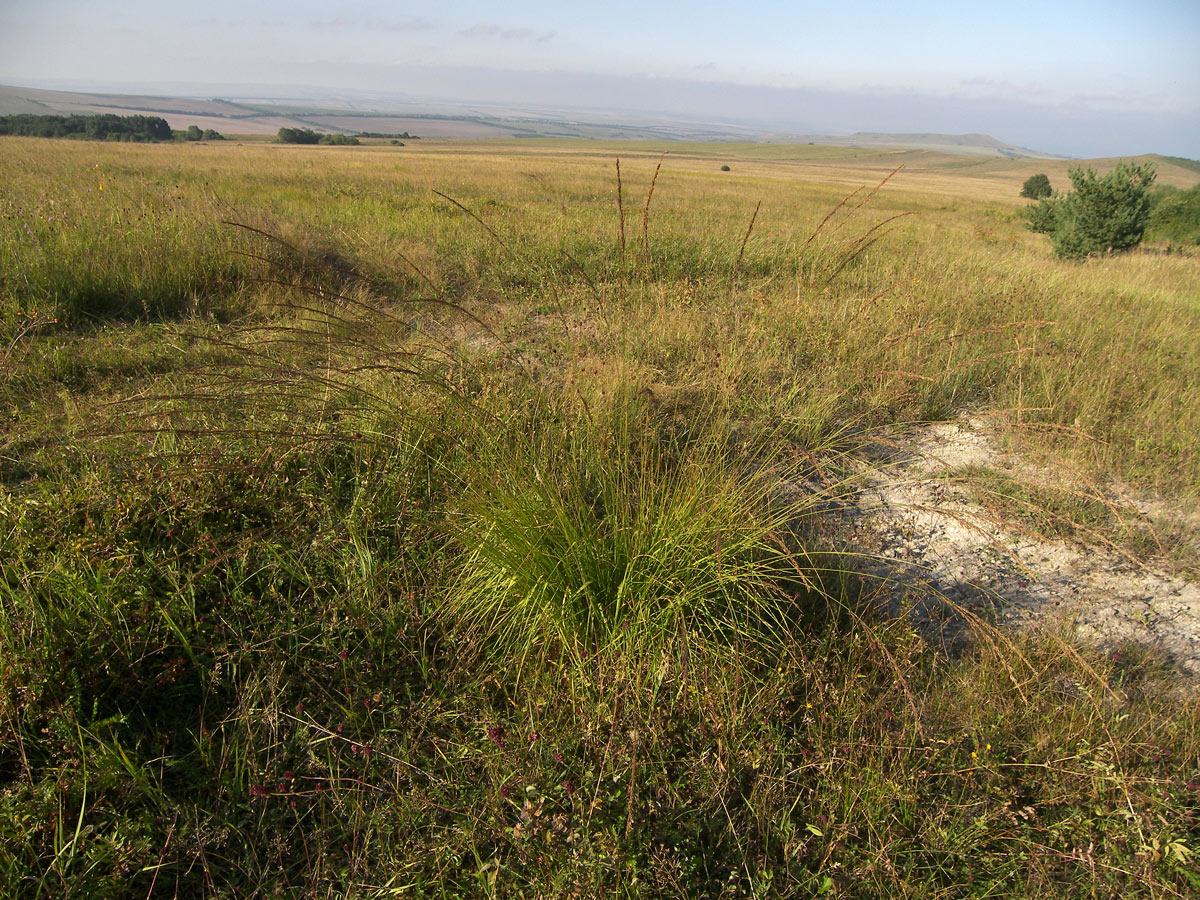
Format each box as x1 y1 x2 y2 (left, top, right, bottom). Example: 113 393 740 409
2 136 1199 897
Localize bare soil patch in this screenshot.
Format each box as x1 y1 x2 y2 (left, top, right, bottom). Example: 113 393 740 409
839 416 1200 676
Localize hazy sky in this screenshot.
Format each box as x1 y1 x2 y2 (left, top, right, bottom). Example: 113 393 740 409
1 0 1197 157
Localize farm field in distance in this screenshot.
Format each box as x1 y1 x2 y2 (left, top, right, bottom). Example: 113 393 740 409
2 135 1199 897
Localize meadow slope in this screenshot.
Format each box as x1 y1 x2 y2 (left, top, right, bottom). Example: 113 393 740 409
2 136 1199 898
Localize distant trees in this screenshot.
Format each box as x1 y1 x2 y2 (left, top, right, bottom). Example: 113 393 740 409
277 127 322 144
1020 173 1052 199
180 125 225 141
1026 161 1156 260
277 128 359 145
356 131 417 139
0 113 173 141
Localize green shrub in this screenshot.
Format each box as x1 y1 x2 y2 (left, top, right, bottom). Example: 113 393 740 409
1027 161 1156 259
276 127 322 144
1147 183 1200 245
1025 194 1060 234
1020 173 1052 199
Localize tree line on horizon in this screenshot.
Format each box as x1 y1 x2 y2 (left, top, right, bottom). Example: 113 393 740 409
276 127 360 145
0 113 224 143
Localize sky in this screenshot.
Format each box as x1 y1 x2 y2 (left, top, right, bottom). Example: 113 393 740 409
1 0 1197 157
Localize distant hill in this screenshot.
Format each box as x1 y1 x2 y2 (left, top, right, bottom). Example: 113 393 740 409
0 83 767 141
0 83 1062 158
0 84 303 136
790 132 1063 159
1152 154 1200 176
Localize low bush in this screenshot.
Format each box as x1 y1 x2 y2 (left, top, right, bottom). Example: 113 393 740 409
1026 161 1156 259
1020 173 1052 199
1147 183 1200 245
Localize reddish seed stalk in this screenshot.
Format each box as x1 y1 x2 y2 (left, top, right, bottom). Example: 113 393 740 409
734 200 761 281
641 152 665 268
615 157 626 260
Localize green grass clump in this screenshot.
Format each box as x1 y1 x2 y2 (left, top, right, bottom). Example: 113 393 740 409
448 397 813 671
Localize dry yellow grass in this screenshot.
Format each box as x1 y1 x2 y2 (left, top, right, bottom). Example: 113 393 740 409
2 135 1197 505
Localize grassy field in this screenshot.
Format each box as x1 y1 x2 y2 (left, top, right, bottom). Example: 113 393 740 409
1 136 1199 897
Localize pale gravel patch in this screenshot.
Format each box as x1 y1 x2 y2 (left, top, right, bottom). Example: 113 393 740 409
839 417 1200 677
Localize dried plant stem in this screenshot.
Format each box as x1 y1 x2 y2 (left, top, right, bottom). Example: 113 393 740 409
432 190 514 260
615 157 626 261
733 200 762 282
818 211 914 285
802 187 861 252
849 163 904 215
641 152 665 268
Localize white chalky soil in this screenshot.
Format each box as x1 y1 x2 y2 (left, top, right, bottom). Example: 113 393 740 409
842 417 1200 678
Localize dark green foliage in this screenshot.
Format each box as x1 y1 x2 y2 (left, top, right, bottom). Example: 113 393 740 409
1027 162 1156 260
276 126 322 144
1020 173 1052 199
720 164 731 172
1147 183 1200 245
1025 194 1060 234
356 130 416 139
276 127 359 145
178 125 223 141
0 113 173 142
